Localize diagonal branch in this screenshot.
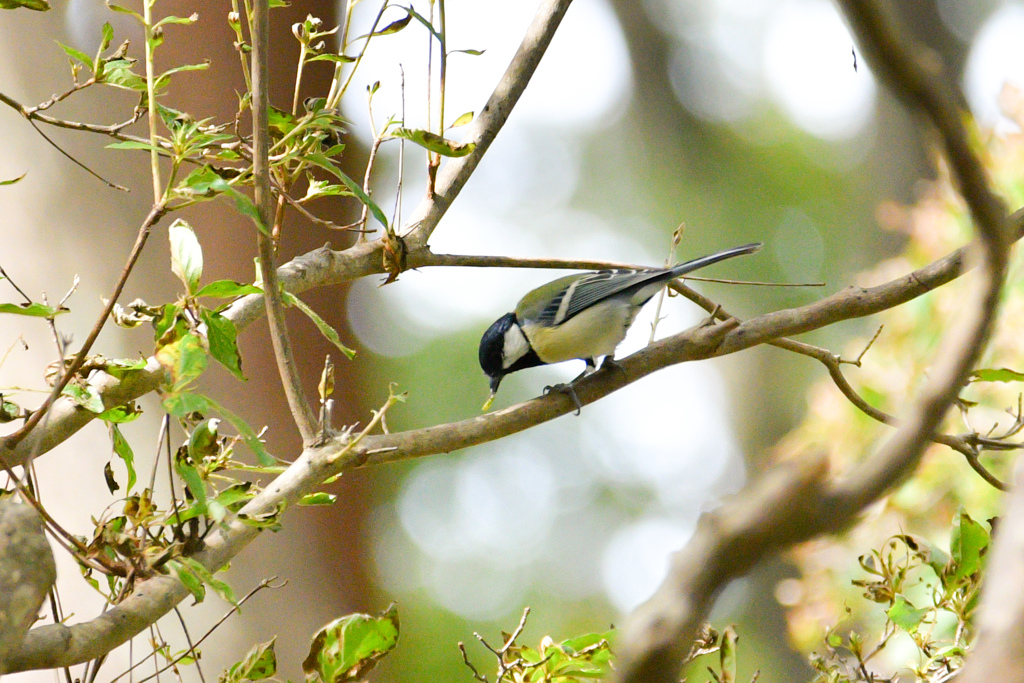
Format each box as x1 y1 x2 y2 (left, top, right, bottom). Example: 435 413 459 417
612 1 1011 680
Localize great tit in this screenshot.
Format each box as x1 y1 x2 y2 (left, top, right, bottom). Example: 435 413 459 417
478 242 762 409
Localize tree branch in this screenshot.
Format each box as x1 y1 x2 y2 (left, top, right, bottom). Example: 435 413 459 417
251 0 319 444
612 0 1011 680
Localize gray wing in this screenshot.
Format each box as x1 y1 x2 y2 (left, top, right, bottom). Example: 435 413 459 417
537 269 667 326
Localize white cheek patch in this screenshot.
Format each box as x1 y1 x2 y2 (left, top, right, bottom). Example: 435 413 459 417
502 323 531 369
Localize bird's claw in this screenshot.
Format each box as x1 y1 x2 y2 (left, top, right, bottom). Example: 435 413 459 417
543 382 582 416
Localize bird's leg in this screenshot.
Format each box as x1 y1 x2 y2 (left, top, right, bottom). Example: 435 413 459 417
543 358 594 416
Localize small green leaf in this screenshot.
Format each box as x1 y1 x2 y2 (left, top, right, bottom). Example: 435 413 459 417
449 48 485 56
162 392 272 465
447 111 473 129
214 482 254 510
201 309 245 380
56 41 94 70
175 457 208 511
98 402 143 423
195 280 263 299
0 0 50 9
177 556 236 605
110 424 137 492
63 383 105 413
282 292 355 359
887 595 928 632
970 367 1024 383
299 492 337 506
106 2 143 21
169 559 206 603
153 12 198 29
306 53 356 64
302 153 388 228
188 417 221 459
106 140 164 152
227 638 277 682
302 605 400 683
0 398 22 423
391 127 476 157
154 60 211 91
156 332 208 392
169 219 203 295
0 171 27 185
0 302 67 317
949 508 989 587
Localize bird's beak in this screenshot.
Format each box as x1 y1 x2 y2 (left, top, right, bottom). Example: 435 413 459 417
482 375 502 411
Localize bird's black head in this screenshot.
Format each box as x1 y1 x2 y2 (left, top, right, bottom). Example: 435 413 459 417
479 312 541 394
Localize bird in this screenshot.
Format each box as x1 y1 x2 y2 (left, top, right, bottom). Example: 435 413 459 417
478 242 762 412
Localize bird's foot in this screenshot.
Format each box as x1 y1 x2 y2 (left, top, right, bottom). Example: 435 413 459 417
543 382 583 416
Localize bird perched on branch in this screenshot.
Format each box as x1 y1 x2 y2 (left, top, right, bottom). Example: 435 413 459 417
478 242 762 412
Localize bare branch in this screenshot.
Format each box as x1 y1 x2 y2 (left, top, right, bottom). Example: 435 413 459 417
251 0 319 444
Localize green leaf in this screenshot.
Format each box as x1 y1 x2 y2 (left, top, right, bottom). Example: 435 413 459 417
101 59 146 91
0 0 50 9
106 140 164 152
106 3 143 22
164 392 274 466
227 638 277 682
214 482 254 510
177 556 236 605
169 219 203 295
153 12 198 29
949 508 989 587
0 397 22 423
302 605 399 683
161 391 209 418
63 383 105 413
306 53 356 64
970 367 1024 383
449 48 485 56
0 302 67 317
1 171 27 185
188 417 221 459
201 309 245 380
154 60 211 91
302 153 388 228
887 595 928 632
56 41 94 70
391 127 476 157
169 559 206 603
110 424 137 492
447 111 473 129
195 280 263 299
282 291 355 359
98 402 143 423
299 492 337 506
156 332 208 392
175 457 208 511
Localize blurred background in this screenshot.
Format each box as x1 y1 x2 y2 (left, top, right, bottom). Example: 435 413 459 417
1 0 1021 681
